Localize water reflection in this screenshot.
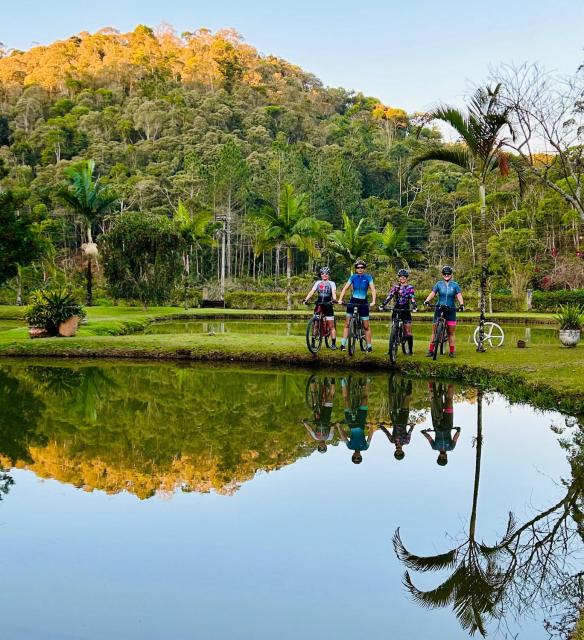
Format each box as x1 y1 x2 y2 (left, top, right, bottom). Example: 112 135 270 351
0 362 581 638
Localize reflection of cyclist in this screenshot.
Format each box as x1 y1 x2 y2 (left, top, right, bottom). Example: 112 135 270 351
380 269 417 355
303 266 337 349
337 259 377 352
303 377 336 453
421 382 461 466
379 378 415 461
336 377 374 464
423 266 465 358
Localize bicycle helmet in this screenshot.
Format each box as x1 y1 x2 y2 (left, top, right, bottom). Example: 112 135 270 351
354 259 366 268
319 266 330 276
397 269 409 277
441 265 453 275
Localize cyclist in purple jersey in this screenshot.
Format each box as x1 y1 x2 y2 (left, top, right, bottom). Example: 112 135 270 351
303 266 338 348
337 259 377 352
423 266 465 358
380 269 417 355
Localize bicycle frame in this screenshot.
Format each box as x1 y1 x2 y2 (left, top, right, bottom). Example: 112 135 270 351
342 303 367 356
430 304 450 360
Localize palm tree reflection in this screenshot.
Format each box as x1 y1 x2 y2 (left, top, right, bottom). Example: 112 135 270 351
393 392 583 637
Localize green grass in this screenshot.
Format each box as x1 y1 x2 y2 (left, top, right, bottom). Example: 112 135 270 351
0 306 583 415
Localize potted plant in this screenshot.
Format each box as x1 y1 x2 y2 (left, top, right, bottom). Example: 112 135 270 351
25 287 86 338
554 304 584 347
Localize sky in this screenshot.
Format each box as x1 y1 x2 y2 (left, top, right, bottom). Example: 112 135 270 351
2 0 583 114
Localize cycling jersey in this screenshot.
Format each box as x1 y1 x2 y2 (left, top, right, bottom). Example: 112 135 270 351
432 280 461 308
383 283 416 308
312 279 337 303
347 273 374 300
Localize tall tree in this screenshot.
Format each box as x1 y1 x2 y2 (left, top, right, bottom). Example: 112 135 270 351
327 212 380 271
252 184 328 310
58 159 117 305
410 85 512 351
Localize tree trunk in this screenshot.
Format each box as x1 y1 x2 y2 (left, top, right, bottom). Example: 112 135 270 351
220 224 226 301
86 257 93 306
477 183 487 352
286 246 293 311
469 390 483 541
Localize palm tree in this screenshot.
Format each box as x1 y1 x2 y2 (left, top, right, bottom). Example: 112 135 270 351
173 200 214 308
376 223 423 270
252 184 329 310
327 212 380 271
410 85 512 351
58 160 117 305
392 391 515 636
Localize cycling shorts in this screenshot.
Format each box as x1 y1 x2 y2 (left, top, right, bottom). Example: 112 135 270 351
392 307 412 323
433 306 457 326
346 298 369 320
316 302 335 319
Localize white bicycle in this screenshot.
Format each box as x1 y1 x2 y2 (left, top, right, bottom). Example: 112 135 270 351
472 321 505 348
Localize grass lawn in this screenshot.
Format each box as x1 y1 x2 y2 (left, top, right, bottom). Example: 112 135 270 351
0 304 582 415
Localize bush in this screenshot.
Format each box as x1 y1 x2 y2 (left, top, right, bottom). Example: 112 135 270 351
24 288 86 336
224 291 304 310
532 290 584 312
554 304 584 330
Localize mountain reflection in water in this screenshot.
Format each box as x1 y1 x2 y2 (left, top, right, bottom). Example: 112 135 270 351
0 362 581 639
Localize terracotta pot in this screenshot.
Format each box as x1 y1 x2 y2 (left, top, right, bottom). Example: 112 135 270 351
559 329 580 347
58 315 81 337
29 327 49 339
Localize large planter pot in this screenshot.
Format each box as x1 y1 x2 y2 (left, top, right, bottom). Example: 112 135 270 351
58 315 81 337
559 329 580 347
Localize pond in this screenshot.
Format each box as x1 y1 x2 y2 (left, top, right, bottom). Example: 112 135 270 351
0 361 581 639
145 318 559 346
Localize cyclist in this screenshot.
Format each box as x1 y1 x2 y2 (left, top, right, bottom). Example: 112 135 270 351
380 268 417 355
336 377 375 464
303 266 338 349
421 382 461 466
423 265 465 358
303 377 336 453
337 259 377 352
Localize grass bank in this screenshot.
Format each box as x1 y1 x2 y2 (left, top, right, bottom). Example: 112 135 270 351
0 307 582 416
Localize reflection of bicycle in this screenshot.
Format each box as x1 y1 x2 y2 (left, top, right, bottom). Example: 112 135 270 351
472 322 505 348
343 375 368 412
379 306 409 365
305 374 335 412
342 303 367 356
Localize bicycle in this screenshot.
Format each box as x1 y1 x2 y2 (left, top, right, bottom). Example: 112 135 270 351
472 321 505 348
341 302 368 356
305 302 334 354
425 303 462 361
379 306 411 365
305 374 335 412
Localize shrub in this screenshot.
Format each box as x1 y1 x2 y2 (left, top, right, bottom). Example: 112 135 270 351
554 304 584 330
532 290 584 311
224 291 303 310
25 288 86 336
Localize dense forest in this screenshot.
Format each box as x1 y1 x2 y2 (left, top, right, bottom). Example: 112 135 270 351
0 25 582 308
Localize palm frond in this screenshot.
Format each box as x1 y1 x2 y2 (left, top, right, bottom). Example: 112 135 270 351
410 145 474 174
393 529 458 572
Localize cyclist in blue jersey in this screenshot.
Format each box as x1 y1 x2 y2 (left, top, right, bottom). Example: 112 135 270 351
421 382 461 466
423 266 465 358
337 259 377 352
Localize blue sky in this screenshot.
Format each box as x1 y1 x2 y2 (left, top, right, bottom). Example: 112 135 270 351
2 0 582 113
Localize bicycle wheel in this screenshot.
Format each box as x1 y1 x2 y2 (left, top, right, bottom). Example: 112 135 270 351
306 317 323 354
359 328 368 352
305 374 320 411
432 321 445 361
348 319 358 356
389 321 399 365
473 322 505 348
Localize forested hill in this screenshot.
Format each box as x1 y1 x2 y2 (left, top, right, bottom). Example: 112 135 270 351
0 24 425 225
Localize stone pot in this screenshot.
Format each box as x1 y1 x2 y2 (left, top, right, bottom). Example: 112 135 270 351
58 315 81 337
559 329 580 347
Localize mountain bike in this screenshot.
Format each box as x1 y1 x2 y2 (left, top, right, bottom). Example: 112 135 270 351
342 302 368 356
379 306 411 365
305 374 335 412
426 303 461 361
305 302 334 354
472 321 505 348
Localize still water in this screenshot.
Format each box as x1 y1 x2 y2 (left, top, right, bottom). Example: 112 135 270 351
0 361 581 639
